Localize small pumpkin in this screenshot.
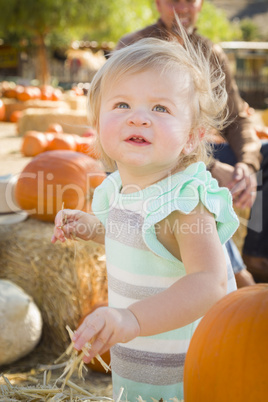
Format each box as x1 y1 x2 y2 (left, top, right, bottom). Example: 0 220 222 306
47 133 77 151
184 284 268 402
76 136 100 159
17 86 34 102
10 110 23 123
0 99 5 121
46 123 64 134
15 150 106 222
255 125 268 140
21 131 48 157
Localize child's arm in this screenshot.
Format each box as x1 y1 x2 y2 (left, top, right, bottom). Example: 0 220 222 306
129 203 227 335
51 209 105 245
73 204 227 361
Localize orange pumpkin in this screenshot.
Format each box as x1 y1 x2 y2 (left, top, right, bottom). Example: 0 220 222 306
17 86 34 102
47 133 77 151
184 284 268 402
0 99 5 121
78 302 111 374
15 150 106 222
46 123 64 134
9 110 23 123
40 85 54 101
255 125 268 140
51 88 63 101
76 136 101 159
21 131 48 157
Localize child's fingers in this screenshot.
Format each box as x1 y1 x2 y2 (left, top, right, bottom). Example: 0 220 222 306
73 314 105 351
83 330 113 364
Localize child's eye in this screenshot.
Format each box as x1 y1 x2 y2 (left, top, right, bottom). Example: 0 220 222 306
115 102 129 109
153 105 168 113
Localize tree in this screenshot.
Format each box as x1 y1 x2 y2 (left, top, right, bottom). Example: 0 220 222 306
239 18 260 41
197 1 242 42
0 0 157 84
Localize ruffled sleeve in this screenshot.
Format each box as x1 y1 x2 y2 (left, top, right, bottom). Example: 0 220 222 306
143 162 239 261
92 171 121 227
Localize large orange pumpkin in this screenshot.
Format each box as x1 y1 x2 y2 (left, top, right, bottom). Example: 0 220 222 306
184 284 268 402
15 150 106 222
21 131 48 157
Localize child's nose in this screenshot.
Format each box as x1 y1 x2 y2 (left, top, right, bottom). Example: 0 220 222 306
127 113 151 127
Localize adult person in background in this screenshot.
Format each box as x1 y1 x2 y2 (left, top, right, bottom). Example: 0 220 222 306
114 0 268 285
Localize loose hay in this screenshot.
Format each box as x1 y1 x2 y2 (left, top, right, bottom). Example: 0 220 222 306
0 327 115 402
0 218 108 356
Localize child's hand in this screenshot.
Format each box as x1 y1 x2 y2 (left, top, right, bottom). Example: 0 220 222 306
72 306 140 363
51 209 96 243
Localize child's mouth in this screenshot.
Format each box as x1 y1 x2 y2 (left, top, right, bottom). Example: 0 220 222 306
126 136 150 144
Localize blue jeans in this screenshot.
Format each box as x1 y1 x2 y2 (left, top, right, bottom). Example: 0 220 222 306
213 140 268 258
225 238 245 274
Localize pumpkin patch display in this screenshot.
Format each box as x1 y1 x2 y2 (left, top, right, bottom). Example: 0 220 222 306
184 284 268 402
15 150 106 222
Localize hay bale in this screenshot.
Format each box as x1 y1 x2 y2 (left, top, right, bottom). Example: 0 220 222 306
62 94 87 111
3 98 70 122
0 218 108 355
18 109 88 136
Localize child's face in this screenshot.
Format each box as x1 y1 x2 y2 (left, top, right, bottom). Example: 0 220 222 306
99 68 194 177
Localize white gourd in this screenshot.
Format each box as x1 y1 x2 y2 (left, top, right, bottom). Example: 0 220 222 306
0 279 43 366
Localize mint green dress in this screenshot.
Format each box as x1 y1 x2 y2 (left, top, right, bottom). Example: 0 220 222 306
92 162 239 401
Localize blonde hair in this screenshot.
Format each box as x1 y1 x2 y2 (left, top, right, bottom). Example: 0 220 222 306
87 28 228 171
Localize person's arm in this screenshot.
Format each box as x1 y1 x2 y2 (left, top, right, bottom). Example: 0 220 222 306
213 44 261 171
209 46 260 208
211 160 257 208
51 209 105 245
128 204 227 335
72 204 227 361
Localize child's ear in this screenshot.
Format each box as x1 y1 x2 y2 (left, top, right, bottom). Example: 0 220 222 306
182 128 205 155
182 133 195 155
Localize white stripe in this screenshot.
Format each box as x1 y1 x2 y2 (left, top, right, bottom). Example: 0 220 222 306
117 337 191 354
108 262 180 288
109 288 137 307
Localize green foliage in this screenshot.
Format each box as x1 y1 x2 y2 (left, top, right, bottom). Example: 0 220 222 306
0 0 157 48
74 0 158 43
197 1 242 42
239 18 260 41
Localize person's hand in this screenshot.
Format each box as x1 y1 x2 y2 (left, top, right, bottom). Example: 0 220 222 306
211 161 257 208
51 209 95 243
72 306 140 363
